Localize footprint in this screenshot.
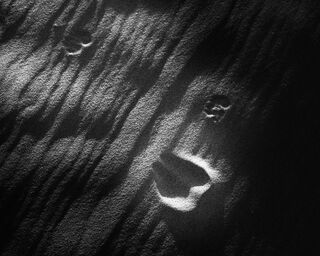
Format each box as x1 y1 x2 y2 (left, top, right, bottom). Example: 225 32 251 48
73 29 92 47
62 29 92 56
152 152 221 212
203 95 231 122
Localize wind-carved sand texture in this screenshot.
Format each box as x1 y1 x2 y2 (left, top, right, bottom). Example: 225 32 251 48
153 152 224 212
0 0 319 255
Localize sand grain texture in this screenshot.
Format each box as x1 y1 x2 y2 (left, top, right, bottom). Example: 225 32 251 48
0 0 319 255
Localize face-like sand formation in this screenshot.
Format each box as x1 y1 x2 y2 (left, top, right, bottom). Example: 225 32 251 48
0 1 318 255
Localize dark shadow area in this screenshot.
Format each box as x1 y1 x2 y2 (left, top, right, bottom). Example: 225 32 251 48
153 161 190 198
152 152 210 198
160 182 228 256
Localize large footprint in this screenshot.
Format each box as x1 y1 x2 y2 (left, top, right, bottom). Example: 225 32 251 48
152 152 223 212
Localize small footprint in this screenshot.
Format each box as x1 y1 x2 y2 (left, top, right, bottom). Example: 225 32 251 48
62 29 93 56
153 152 222 212
203 95 231 122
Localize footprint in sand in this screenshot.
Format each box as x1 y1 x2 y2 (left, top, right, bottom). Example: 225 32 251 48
152 152 223 212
